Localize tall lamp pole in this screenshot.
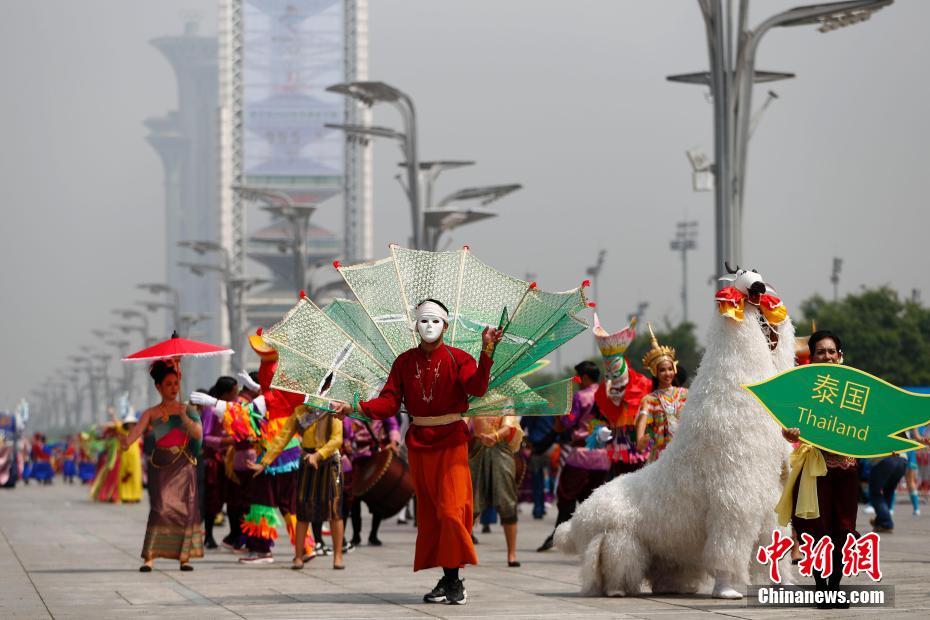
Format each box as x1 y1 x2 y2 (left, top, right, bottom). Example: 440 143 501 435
326 82 422 248
669 0 893 272
137 284 181 333
830 257 843 302
670 221 699 323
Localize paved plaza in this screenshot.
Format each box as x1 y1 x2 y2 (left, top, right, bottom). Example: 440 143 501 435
1 482 929 619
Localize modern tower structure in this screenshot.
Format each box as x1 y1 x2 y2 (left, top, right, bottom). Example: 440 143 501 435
218 0 372 343
146 19 222 388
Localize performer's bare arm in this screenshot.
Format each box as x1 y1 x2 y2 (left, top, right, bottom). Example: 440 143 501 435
635 412 649 450
179 406 203 441
458 327 503 396
120 408 154 449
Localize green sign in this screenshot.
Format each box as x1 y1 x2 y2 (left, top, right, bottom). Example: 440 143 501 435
744 364 929 457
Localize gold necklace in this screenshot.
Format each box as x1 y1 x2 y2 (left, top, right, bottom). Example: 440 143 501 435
414 359 442 403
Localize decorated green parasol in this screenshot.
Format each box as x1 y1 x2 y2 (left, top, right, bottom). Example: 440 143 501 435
261 245 592 420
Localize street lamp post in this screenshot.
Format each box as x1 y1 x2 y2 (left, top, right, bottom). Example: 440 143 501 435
105 338 132 401
830 257 843 302
68 355 99 424
327 82 422 248
670 221 699 323
232 188 331 296
425 183 523 251
65 372 83 427
137 284 181 332
112 309 151 341
669 0 893 271
177 241 268 370
92 353 114 409
628 301 650 325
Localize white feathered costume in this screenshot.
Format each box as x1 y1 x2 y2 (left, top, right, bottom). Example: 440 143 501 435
555 268 795 598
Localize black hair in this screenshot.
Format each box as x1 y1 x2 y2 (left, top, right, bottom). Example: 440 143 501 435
808 330 843 356
149 360 179 386
208 376 238 399
417 298 449 315
574 360 600 383
651 366 684 391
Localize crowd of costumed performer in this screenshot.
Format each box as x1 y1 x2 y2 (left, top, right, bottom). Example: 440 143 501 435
190 326 314 565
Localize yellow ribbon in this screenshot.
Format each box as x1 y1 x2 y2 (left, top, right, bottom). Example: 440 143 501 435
775 443 827 526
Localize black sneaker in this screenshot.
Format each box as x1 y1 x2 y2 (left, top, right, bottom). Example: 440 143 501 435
445 578 467 605
423 577 447 604
314 541 332 556
342 541 355 554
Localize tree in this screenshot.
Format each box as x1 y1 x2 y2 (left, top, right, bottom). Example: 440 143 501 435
799 286 930 386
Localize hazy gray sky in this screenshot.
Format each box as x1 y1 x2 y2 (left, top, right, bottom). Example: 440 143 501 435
3 1 928 410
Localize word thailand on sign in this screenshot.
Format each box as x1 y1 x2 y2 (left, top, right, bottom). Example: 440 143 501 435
744 364 928 457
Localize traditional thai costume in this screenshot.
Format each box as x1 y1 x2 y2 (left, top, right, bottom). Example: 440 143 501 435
261 407 344 524
591 315 652 476
90 427 121 502
469 415 524 525
30 439 54 483
200 404 227 538
359 342 493 572
212 336 310 557
62 441 77 483
637 324 688 463
141 409 204 563
116 419 143 503
555 383 610 511
344 416 401 544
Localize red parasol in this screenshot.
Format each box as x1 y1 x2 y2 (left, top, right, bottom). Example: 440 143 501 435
121 331 233 363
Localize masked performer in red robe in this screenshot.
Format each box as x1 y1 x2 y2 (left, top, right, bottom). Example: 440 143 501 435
333 299 502 606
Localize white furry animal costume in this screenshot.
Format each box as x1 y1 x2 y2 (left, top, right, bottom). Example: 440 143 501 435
555 268 795 597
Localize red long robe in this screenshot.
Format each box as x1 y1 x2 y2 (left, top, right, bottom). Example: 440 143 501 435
360 343 492 571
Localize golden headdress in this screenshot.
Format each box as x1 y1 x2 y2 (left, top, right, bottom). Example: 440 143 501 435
641 323 677 376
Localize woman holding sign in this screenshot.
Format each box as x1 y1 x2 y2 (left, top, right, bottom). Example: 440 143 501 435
780 330 857 609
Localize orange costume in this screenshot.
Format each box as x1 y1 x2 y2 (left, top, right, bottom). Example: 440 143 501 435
359 343 493 571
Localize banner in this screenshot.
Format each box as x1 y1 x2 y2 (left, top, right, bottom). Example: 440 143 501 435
744 364 929 457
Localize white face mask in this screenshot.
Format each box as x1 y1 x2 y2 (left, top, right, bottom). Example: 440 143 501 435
417 318 445 343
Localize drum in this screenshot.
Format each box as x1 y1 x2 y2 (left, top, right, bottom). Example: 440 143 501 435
352 449 415 518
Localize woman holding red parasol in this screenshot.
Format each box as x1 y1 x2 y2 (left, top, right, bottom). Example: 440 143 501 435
120 333 232 572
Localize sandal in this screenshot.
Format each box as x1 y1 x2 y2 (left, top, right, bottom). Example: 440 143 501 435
180 563 194 572
333 563 346 570
139 565 152 573
291 557 304 570
508 560 521 568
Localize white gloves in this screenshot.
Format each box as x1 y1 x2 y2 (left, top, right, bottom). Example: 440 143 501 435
238 370 261 393
595 426 613 446
189 392 219 409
